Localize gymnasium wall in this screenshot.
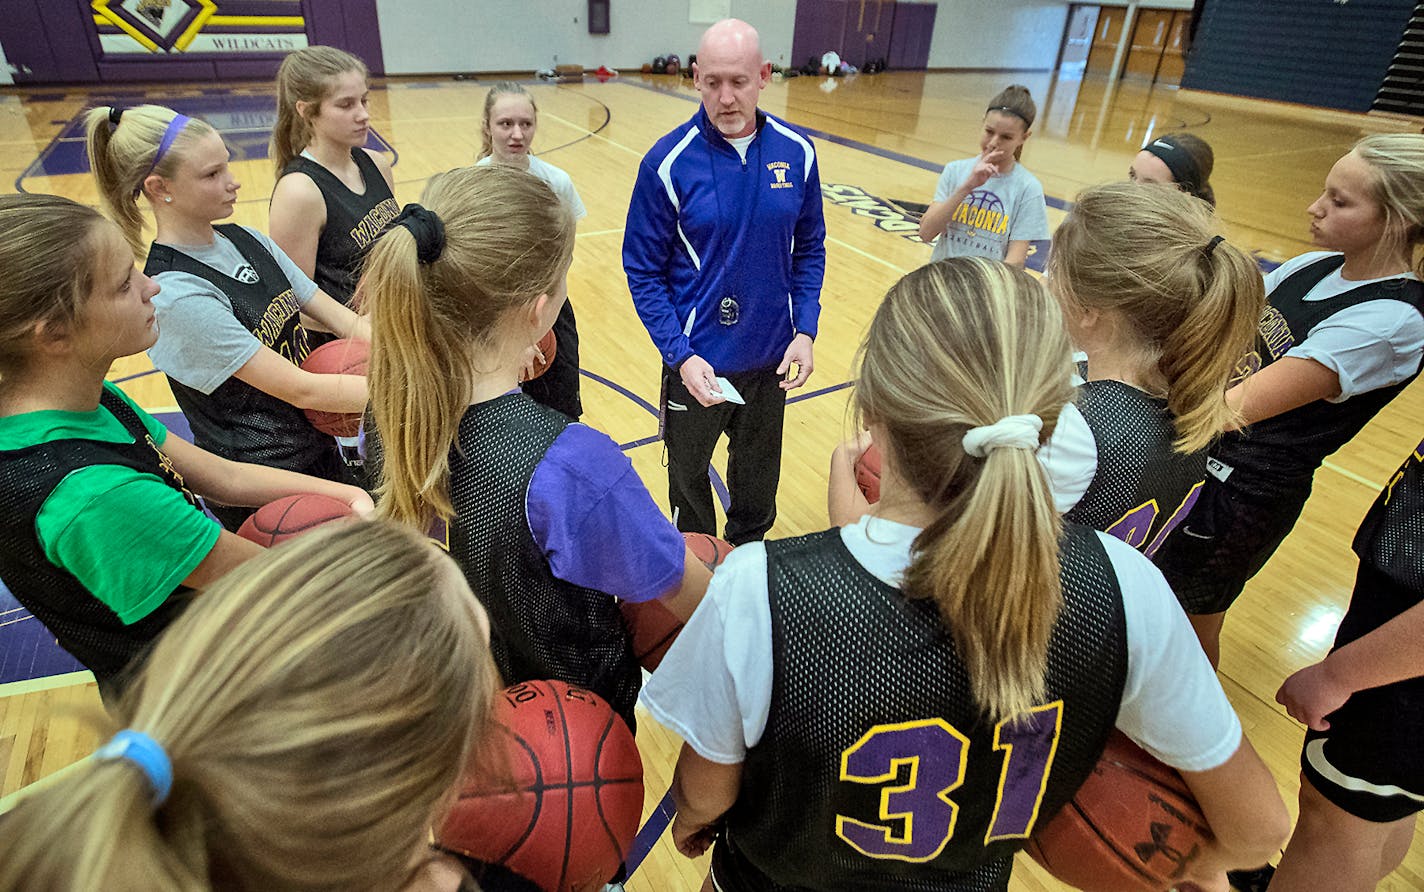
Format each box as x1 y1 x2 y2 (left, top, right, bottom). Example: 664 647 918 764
1182 0 1415 111
904 0 1070 70
372 0 798 74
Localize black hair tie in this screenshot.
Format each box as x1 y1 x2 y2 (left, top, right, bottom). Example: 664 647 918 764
108 106 124 127
1203 235 1225 256
392 203 445 265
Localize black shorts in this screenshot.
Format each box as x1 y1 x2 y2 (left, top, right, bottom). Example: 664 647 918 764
1300 563 1424 823
1152 472 1308 615
709 831 1012 892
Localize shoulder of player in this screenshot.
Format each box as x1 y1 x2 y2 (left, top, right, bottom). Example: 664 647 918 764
270 171 328 214
360 147 394 174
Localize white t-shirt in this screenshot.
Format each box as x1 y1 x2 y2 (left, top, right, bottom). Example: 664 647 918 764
476 154 587 221
641 515 1241 773
1266 251 1424 401
1038 400 1097 513
929 157 1050 262
149 227 318 395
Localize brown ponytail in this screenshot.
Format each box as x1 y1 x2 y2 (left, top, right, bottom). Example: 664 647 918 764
83 104 214 258
271 46 369 175
365 165 574 529
986 84 1036 161
1048 182 1265 452
856 257 1074 721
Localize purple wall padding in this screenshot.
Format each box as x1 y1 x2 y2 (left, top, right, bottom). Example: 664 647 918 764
791 0 850 70
888 2 935 70
0 0 97 83
305 0 385 75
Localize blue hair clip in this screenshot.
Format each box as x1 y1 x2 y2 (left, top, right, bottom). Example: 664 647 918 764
95 730 173 807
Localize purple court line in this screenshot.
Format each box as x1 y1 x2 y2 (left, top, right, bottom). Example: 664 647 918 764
625 789 677 875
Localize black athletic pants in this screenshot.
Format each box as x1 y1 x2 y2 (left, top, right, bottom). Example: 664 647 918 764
521 298 582 420
661 365 786 545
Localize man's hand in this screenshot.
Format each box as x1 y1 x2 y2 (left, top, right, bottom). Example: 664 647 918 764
778 333 814 390
680 354 726 407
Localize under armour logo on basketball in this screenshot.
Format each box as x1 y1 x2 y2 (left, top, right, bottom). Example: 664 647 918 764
235 264 259 284
1132 820 1197 873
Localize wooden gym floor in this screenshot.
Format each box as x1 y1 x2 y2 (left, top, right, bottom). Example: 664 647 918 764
0 67 1421 890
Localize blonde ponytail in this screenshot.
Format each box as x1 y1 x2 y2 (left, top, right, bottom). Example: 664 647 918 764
0 520 498 892
857 257 1073 721
83 104 215 258
365 165 574 529
1048 182 1264 453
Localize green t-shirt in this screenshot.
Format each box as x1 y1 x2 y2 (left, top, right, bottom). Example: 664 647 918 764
0 382 221 624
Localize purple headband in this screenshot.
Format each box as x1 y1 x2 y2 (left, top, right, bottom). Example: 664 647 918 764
135 113 193 197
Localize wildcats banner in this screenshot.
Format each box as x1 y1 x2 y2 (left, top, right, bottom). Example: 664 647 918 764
91 0 306 56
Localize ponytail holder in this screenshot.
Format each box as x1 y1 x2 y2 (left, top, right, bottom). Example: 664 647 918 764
962 413 1043 458
1203 235 1225 256
393 203 446 265
108 106 125 127
95 730 173 808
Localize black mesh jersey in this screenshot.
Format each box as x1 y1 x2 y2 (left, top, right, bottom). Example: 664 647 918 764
724 524 1128 892
279 149 398 306
1066 380 1206 558
1217 255 1424 499
0 388 195 690
1353 438 1424 598
445 393 641 726
145 224 328 471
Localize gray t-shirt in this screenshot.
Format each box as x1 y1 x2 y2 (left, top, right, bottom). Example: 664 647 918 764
476 154 587 220
149 226 319 396
929 157 1050 262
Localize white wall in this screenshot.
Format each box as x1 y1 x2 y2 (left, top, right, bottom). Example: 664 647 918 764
902 0 1071 70
375 0 798 75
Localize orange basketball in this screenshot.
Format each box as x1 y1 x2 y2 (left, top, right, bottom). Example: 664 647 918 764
619 532 733 671
299 338 369 437
1025 730 1214 892
521 329 558 382
236 493 355 547
856 442 882 504
439 680 644 892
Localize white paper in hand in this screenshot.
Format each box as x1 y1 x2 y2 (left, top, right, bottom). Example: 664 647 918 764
714 376 746 405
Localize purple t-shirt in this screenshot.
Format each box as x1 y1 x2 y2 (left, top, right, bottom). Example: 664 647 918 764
527 423 684 603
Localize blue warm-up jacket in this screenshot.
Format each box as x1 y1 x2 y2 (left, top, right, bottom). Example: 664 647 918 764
622 107 826 375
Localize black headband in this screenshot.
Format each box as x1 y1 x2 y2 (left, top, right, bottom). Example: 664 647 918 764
1142 137 1203 197
392 203 445 265
108 106 124 127
986 105 1032 127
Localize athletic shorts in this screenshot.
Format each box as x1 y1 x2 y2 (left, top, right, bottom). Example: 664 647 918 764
1300 564 1424 823
709 831 1013 892
1152 472 1308 615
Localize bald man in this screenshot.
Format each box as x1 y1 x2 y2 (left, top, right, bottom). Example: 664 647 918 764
623 18 826 545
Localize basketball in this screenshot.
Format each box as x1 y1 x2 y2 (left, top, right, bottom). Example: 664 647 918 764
298 338 369 437
619 532 733 671
439 680 644 892
236 493 356 547
1025 730 1213 892
520 329 558 382
855 443 882 504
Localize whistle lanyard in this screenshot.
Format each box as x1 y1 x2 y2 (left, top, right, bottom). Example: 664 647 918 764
707 126 763 325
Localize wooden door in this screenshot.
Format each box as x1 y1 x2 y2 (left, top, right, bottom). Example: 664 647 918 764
1086 6 1126 74
1124 8 1173 81
1155 9 1192 86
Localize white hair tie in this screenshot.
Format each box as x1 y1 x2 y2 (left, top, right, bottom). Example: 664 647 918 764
962 414 1043 458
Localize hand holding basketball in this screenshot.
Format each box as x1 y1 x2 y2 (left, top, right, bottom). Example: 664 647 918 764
299 338 369 436
519 329 558 382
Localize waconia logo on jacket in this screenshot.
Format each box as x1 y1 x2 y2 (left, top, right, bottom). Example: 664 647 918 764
820 184 927 243
767 161 794 189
